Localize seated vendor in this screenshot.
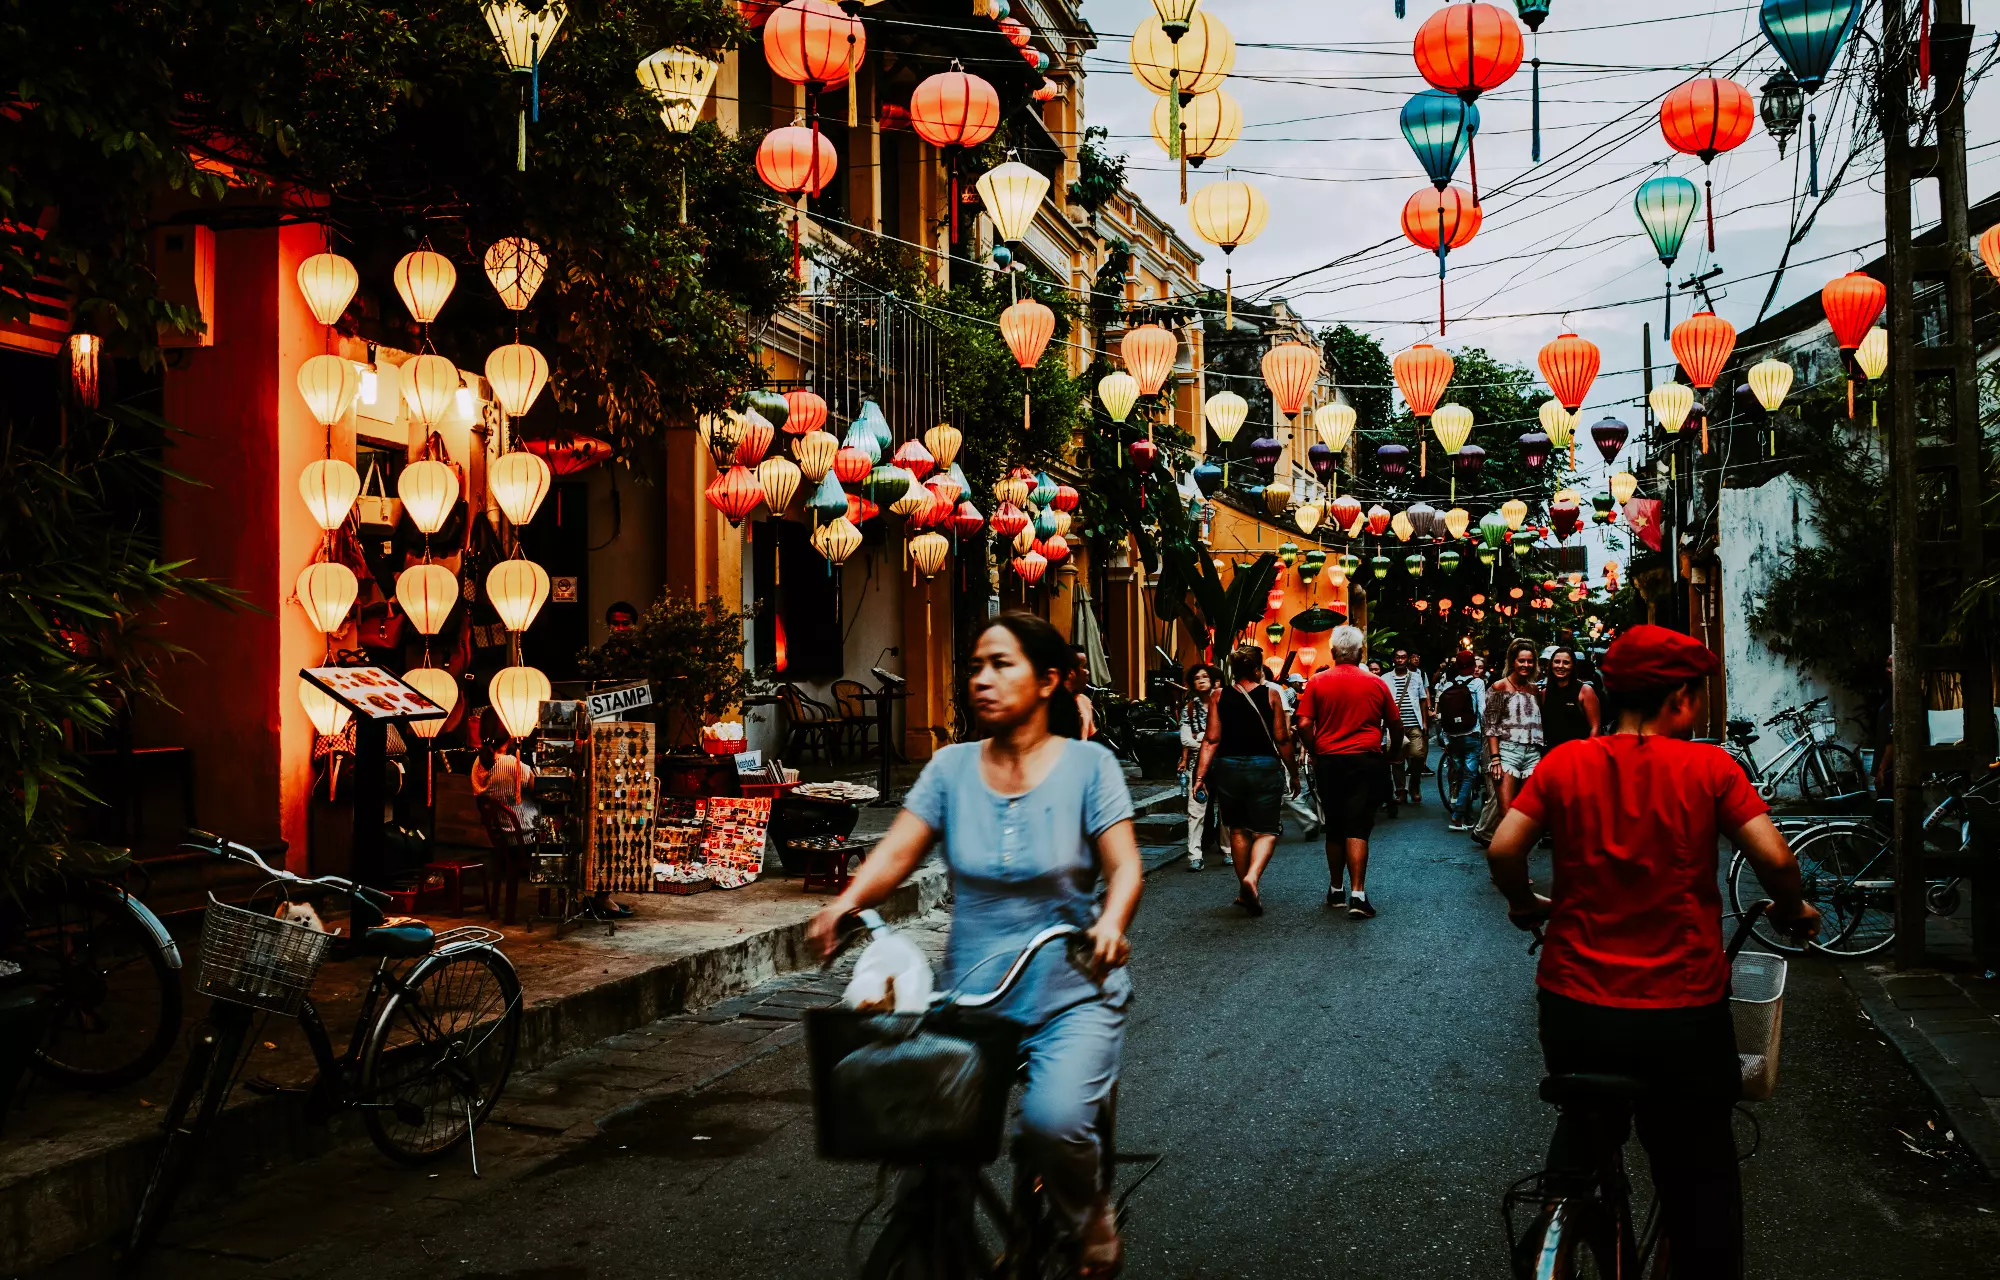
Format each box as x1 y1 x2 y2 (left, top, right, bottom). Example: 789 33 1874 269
473 709 631 920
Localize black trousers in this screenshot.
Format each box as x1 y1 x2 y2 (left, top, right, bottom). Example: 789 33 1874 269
1537 990 1743 1279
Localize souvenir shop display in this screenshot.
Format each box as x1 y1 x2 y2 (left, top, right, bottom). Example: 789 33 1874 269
528 700 590 928
586 721 658 896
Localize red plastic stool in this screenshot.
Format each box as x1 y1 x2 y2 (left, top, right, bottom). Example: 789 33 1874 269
421 859 492 917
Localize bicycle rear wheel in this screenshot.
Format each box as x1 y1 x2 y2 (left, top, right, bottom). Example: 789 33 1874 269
360 945 521 1163
127 1002 251 1257
1792 826 1898 957
21 881 182 1088
1525 1198 1621 1279
1798 744 1867 805
1727 851 1811 955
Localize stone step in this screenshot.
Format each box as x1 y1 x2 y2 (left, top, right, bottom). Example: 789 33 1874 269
1133 814 1189 843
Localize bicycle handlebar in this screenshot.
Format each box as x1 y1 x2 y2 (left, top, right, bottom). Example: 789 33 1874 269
180 829 391 910
947 925 1091 1010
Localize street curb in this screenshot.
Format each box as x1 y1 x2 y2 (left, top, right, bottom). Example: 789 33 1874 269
0 863 950 1275
1841 965 2000 1177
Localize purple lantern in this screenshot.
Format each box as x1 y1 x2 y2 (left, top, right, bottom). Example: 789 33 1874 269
1517 430 1552 471
1405 500 1439 539
1453 442 1487 482
1376 442 1411 477
1590 416 1629 465
1248 436 1284 468
1307 441 1336 479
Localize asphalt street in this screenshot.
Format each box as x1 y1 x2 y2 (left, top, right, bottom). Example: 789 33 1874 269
92 803 2000 1278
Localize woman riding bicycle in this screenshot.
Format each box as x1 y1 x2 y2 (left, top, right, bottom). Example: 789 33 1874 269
808 612 1143 1276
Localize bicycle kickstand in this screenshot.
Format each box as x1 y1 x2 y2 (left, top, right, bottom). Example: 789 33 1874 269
465 1095 483 1179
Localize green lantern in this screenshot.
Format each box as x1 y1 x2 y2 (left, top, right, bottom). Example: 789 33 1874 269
1592 492 1615 521
1479 509 1510 550
1299 558 1323 584
1477 545 1497 568
1405 553 1425 577
1370 555 1392 580
863 464 911 507
1266 621 1286 645
1511 530 1537 554
1339 553 1362 576
1438 549 1461 573
1278 541 1299 568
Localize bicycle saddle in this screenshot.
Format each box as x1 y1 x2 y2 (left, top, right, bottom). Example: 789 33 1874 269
352 919 435 958
1726 718 1757 743
1539 1073 1651 1107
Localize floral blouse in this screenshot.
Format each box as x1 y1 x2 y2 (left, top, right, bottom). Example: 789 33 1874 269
1482 680 1545 747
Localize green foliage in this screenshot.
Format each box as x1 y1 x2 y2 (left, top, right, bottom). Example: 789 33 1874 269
1090 238 1133 334
575 592 766 746
1155 549 1279 655
1321 325 1393 438
1067 127 1126 218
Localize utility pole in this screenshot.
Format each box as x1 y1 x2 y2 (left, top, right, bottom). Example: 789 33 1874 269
1882 0 1991 970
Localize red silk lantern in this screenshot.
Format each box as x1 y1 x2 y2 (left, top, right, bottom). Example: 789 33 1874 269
1261 342 1323 420
999 298 1055 369
1412 3 1521 201
1537 332 1600 413
756 126 837 196
833 445 871 485
705 464 764 527
952 501 986 537
1040 534 1070 563
1013 551 1049 585
1670 311 1736 390
1120 324 1177 396
762 0 865 91
782 388 828 435
998 17 1030 48
1129 437 1159 467
908 69 1000 150
1329 494 1363 531
847 494 880 523
1659 77 1754 251
990 501 1029 538
1821 272 1886 350
523 434 613 476
1266 587 1287 615
1401 185 1481 334
891 438 935 482
734 414 774 466
1051 483 1079 512
741 0 781 29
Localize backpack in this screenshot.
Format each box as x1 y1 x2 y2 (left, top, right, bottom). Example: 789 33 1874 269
1437 678 1479 734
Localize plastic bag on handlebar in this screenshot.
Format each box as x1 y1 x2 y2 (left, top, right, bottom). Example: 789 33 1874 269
806 1009 1017 1164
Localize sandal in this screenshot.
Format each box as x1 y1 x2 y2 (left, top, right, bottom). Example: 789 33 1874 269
1237 884 1264 917
1079 1200 1124 1277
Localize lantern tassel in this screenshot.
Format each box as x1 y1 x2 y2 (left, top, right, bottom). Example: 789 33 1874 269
1168 72 1181 162
847 34 859 128
792 206 803 280
679 166 687 223
1806 111 1819 197
1530 56 1542 164
948 166 959 244
530 35 541 123
1704 175 1715 252
1468 134 1479 205
1921 0 1933 87
1421 437 1428 477
1397 0 1405 17
1225 265 1233 328
1180 129 1188 205
517 93 527 172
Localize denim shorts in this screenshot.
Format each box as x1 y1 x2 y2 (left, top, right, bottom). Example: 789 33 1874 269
1208 754 1286 835
1499 740 1543 779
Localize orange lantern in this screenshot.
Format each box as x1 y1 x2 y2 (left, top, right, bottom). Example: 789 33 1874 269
756 124 839 277
1537 332 1600 413
1659 78 1754 251
1012 550 1049 585
783 388 828 436
1121 324 1178 396
1261 342 1322 424
1411 2 1522 201
1671 311 1737 452
1979 224 2000 281
705 464 765 527
1000 298 1055 369
1329 494 1363 531
833 445 871 486
762 0 866 96
1823 270 1886 418
1366 504 1392 537
1394 343 1455 419
734 412 774 466
908 67 1000 150
1401 185 1482 334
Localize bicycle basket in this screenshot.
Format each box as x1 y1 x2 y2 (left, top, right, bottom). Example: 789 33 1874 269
805 1007 1018 1165
1730 951 1787 1103
1810 717 1839 744
196 895 334 1016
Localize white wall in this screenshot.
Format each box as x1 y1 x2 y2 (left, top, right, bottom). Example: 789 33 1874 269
1717 475 1863 745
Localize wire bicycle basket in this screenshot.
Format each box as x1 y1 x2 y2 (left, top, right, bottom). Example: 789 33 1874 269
196 895 333 1016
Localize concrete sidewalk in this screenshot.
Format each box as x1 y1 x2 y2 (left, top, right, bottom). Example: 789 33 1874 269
1844 964 2000 1175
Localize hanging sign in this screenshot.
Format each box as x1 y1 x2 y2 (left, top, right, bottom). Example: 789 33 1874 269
587 682 654 721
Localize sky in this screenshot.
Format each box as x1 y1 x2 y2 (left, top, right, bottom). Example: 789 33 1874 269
1079 0 1999 445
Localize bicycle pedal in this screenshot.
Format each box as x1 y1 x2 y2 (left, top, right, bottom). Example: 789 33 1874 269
241 1076 302 1096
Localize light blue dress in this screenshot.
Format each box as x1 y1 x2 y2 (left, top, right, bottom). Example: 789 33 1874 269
900 737 1134 1234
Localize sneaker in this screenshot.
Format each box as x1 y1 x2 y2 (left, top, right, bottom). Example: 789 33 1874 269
1326 884 1347 909
1448 822 1470 832
1348 891 1376 920
1187 857 1204 872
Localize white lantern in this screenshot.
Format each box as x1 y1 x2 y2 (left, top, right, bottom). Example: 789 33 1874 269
489 664 552 740
1097 371 1139 424
300 679 353 738
1202 390 1248 443
299 458 361 531
975 160 1051 244
757 455 802 513
483 237 548 311
1747 358 1794 413
296 253 359 327
1314 402 1356 452
489 450 552 525
397 459 459 535
481 1 568 72
393 249 457 324
400 667 460 740
637 46 721 133
296 354 358 428
487 559 551 632
402 354 461 433
396 562 459 635
295 561 358 634
485 343 549 419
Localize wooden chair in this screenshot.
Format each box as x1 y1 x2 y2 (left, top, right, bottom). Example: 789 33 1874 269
781 684 845 763
831 679 876 756
474 796 532 926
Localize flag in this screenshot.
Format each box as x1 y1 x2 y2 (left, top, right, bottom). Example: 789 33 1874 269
1625 497 1664 551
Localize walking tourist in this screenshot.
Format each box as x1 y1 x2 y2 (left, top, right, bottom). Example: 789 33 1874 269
1280 672 1324 837
1068 645 1097 741
1484 624 1821 1278
1178 664 1222 871
1386 649 1430 805
809 612 1142 1274
1434 652 1486 831
1293 625 1400 919
1193 645 1294 916
1541 647 1600 750
1484 639 1545 818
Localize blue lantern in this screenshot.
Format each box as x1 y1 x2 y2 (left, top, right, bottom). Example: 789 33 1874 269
1192 460 1224 497
1515 1 1551 32
1634 176 1700 268
1400 90 1480 192
1759 0 1860 92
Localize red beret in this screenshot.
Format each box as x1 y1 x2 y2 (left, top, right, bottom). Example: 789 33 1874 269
1600 624 1719 692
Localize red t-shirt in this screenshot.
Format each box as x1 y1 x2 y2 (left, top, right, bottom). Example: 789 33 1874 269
1295 665 1397 756
1510 735 1769 1009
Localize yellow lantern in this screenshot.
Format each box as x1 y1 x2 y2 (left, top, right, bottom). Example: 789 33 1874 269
975 159 1050 244
1012 522 1036 555
1203 390 1247 444
483 1 569 72
1391 510 1414 542
398 459 459 535
1295 502 1321 535
1444 507 1470 539
1314 402 1356 452
295 561 358 634
1098 371 1140 423
996 475 1031 508
637 46 720 132
400 667 459 740
795 429 838 482
697 411 744 465
1747 358 1794 412
300 680 353 738
1500 498 1528 531
393 249 457 325
397 563 459 635
300 458 361 531
757 455 802 513
1649 382 1694 434
297 253 358 328
910 531 950 579
1430 403 1473 455
483 237 548 312
924 423 963 470
1128 10 1235 97
297 353 358 428
489 665 552 740
1049 508 1073 537
487 558 551 632
1538 399 1577 449
1610 471 1639 506
1188 175 1267 323
1264 479 1292 514
1856 326 1888 381
1150 88 1241 165
485 343 549 420
889 467 928 518
490 450 552 525
814 515 863 565
402 354 461 433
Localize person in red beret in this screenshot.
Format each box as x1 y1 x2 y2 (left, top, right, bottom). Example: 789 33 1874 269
1484 625 1819 1278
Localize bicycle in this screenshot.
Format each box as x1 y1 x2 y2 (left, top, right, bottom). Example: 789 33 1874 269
1714 695 1867 805
808 911 1160 1279
127 831 522 1258
1503 903 1781 1279
2 856 184 1089
1434 734 1480 816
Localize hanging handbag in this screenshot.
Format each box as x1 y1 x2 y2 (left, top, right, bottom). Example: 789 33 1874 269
355 457 402 533
354 599 406 652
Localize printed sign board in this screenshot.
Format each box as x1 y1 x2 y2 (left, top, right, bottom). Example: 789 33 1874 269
587 682 654 721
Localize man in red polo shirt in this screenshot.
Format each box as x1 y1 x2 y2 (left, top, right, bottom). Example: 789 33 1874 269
1294 625 1399 918
1486 625 1817 1277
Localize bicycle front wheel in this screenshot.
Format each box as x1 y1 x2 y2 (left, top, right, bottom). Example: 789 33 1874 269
1526 1197 1622 1279
22 882 182 1088
360 945 521 1164
127 1003 251 1257
1727 850 1811 955
1798 744 1867 806
1792 825 1898 958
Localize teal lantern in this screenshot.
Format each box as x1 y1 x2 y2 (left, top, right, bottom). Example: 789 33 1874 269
1400 89 1479 191
1478 509 1510 550
1405 553 1425 578
842 420 883 465
1515 0 1551 30
807 471 848 520
855 398 893 453
1036 506 1061 537
1438 549 1461 573
1511 530 1537 554
1759 0 1860 92
1031 470 1059 507
1266 621 1286 645
1634 176 1700 268
1278 541 1300 568
1370 555 1392 581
